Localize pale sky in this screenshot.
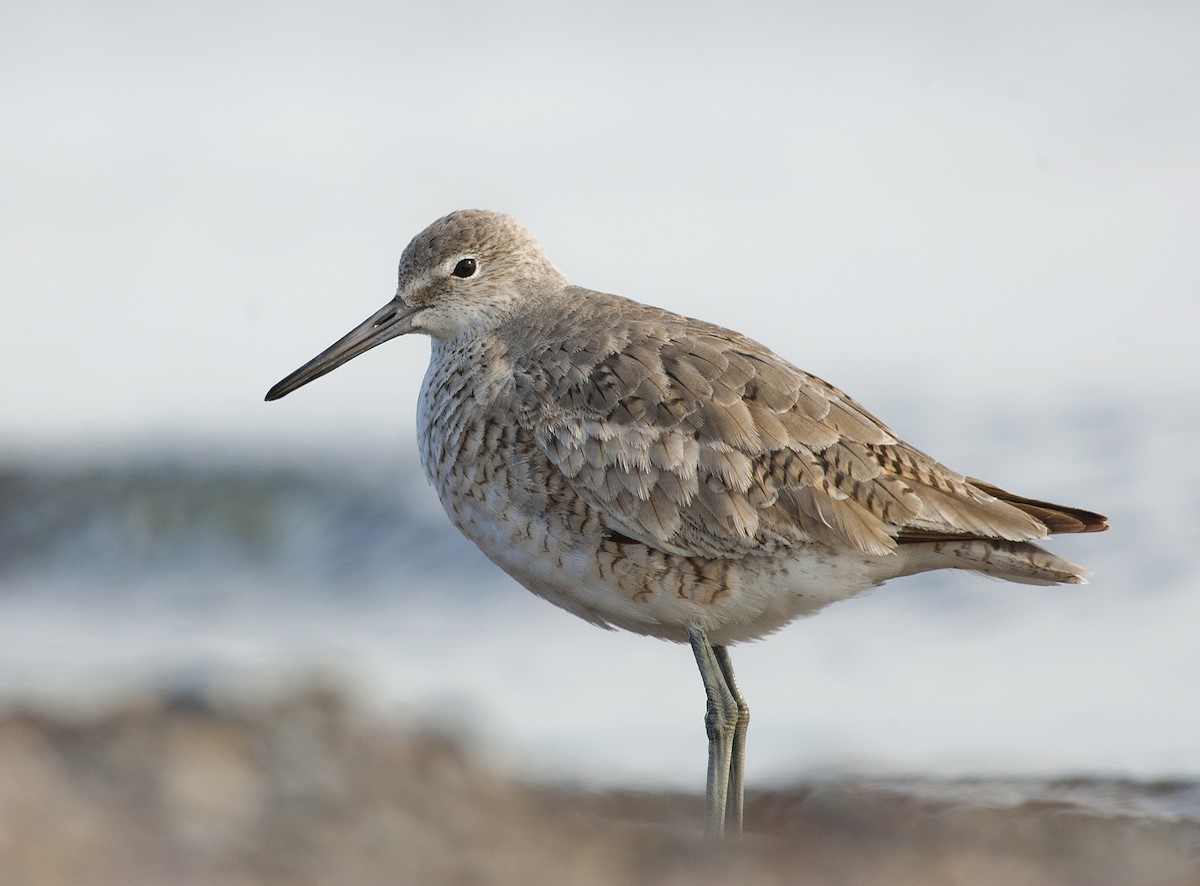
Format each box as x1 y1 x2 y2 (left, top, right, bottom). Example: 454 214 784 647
2 0 1197 455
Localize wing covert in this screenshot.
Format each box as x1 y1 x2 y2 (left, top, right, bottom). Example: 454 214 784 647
513 294 1048 560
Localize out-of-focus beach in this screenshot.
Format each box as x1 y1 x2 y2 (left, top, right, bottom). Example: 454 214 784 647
2 686 1196 886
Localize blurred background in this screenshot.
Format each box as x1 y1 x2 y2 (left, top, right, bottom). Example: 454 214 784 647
2 1 1199 879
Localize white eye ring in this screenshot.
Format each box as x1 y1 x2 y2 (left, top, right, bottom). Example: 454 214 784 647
451 257 478 278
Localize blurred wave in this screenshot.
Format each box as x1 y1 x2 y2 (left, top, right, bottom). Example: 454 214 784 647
0 456 493 596
1 392 1193 599
0 395 1197 804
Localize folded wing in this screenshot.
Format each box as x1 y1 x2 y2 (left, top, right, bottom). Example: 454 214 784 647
517 292 1106 561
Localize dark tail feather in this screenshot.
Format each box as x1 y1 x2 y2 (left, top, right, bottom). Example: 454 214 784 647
966 479 1109 535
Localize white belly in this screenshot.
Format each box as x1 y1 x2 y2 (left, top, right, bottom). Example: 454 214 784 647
439 485 892 645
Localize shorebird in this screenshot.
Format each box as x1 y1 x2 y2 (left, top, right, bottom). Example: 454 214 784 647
266 209 1108 836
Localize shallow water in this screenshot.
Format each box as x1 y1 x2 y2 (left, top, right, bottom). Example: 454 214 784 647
1 395 1197 813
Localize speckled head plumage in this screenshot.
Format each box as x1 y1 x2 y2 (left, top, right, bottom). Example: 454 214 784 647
394 210 567 337
398 209 549 284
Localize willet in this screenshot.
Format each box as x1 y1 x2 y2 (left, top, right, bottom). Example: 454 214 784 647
266 209 1108 836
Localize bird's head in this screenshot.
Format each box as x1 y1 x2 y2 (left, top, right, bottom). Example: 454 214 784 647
265 209 565 401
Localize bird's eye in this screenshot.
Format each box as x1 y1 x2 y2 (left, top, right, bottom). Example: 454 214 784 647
452 258 478 278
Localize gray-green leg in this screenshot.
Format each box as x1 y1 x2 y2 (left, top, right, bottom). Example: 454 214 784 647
687 626 748 837
715 644 748 833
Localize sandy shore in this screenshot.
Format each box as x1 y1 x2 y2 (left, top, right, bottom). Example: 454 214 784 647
1 686 1195 886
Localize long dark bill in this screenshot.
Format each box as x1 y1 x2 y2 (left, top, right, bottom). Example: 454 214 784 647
265 299 423 401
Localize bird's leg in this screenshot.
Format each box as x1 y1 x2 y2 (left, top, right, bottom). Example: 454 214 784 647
714 644 748 834
687 626 743 838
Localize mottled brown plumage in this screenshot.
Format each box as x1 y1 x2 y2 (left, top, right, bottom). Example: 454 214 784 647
266 209 1108 837
512 292 1106 564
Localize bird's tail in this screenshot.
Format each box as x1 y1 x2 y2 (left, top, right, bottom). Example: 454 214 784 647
898 538 1091 586
965 479 1109 536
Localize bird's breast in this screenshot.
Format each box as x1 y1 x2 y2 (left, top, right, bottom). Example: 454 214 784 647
416 337 557 527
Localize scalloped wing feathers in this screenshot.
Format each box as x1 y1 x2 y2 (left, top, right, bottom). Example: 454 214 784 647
512 289 1049 561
